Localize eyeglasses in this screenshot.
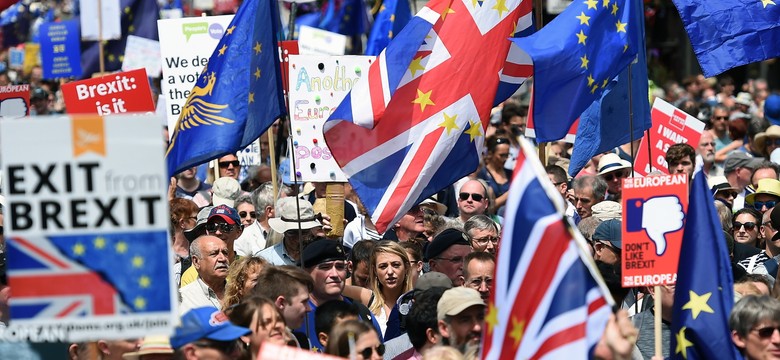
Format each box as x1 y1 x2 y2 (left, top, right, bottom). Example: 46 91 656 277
435 256 464 264
358 344 385 358
459 192 484 202
768 138 780 147
315 261 347 271
206 223 240 233
700 142 716 147
753 201 777 210
603 171 627 182
752 326 780 339
218 160 240 168
733 221 757 231
472 236 499 245
717 191 738 198
192 339 242 354
239 211 258 219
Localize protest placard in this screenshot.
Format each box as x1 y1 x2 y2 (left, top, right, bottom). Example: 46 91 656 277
0 114 175 342
0 84 30 119
288 55 373 182
122 35 162 78
39 20 82 79
61 68 155 115
22 43 40 76
634 98 705 176
298 26 347 56
9 47 24 70
79 0 121 41
158 15 234 135
621 173 688 287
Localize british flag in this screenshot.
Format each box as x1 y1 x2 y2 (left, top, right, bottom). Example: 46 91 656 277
324 0 532 233
481 138 612 359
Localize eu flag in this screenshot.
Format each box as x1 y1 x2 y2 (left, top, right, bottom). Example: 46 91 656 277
165 0 286 178
365 0 412 56
670 173 742 359
511 0 643 143
671 0 780 77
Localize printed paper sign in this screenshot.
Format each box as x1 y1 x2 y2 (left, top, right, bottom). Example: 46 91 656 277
621 173 688 287
61 68 155 115
634 98 704 176
9 47 24 69
158 15 234 136
22 43 40 76
79 0 121 40
298 26 347 56
0 114 175 342
0 84 30 119
122 35 162 77
288 55 373 182
39 20 82 79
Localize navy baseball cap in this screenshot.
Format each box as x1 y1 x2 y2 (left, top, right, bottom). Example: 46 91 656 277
208 205 240 225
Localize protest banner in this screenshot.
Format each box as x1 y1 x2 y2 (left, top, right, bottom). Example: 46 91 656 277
79 0 121 41
0 114 175 342
61 68 155 115
621 173 688 287
634 98 705 176
0 84 30 119
288 55 373 182
298 26 347 56
121 35 162 78
39 20 82 79
9 47 24 70
157 15 234 135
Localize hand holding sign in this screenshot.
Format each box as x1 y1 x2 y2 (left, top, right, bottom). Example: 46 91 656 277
626 196 684 256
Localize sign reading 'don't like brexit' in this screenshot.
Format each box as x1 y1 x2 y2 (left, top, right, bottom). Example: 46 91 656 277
634 98 704 176
61 68 155 115
0 114 175 342
621 173 688 287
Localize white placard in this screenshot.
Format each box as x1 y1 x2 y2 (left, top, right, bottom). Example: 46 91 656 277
298 26 347 56
122 35 162 77
79 0 122 41
288 55 374 182
157 15 234 138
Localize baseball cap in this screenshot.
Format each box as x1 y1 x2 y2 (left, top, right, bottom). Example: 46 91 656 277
437 287 485 320
170 307 250 349
723 152 761 174
414 272 453 291
211 177 241 207
593 219 622 250
425 228 470 261
208 204 241 225
301 238 346 267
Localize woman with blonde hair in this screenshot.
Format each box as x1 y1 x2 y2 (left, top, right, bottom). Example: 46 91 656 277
222 256 269 311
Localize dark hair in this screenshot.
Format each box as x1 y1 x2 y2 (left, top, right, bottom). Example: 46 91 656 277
407 287 447 350
399 241 423 263
733 207 762 225
485 135 511 154
665 143 696 166
325 319 377 357
349 240 376 265
500 102 526 125
227 295 284 329
737 274 773 292
545 165 568 184
315 300 360 336
751 161 780 183
254 265 314 302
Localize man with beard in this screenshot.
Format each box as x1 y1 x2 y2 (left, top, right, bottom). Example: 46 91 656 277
437 287 485 354
699 131 722 177
180 236 230 314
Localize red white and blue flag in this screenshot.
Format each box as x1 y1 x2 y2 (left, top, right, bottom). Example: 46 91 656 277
323 0 532 233
481 139 612 359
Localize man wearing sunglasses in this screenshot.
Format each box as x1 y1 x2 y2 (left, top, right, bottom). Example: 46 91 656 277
710 175 739 209
746 179 780 214
456 179 490 223
710 105 732 153
730 295 780 360
597 153 632 203
214 153 240 180
171 306 251 360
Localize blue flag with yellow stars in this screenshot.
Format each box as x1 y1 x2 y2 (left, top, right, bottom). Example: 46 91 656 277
365 0 413 56
511 0 643 143
671 0 780 77
670 172 742 360
165 0 286 178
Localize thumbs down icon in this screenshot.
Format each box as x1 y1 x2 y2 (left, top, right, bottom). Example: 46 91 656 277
625 196 685 256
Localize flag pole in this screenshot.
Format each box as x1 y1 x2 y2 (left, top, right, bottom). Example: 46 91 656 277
97 0 105 74
533 0 546 166
654 285 662 358
268 129 279 201
287 1 298 41
628 63 635 174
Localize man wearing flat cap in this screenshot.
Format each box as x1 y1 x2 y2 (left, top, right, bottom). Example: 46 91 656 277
427 228 472 286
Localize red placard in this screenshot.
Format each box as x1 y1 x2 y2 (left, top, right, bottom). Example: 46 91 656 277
634 98 704 176
61 68 155 115
621 173 688 287
0 84 30 118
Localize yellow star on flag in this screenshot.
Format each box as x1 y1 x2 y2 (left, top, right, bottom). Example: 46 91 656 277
761 0 776 7
73 243 86 256
408 57 425 77
218 44 228 56
682 291 714 319
132 256 144 268
115 241 128 254
591 84 599 93
576 12 591 25
226 25 236 35
441 6 455 20
675 327 694 359
492 0 509 17
585 0 598 9
134 296 147 310
107 54 116 62
486 304 499 333
412 89 435 112
587 74 595 86
576 30 588 45
119 55 125 62
616 20 627 33
611 3 619 14
254 67 262 80
602 0 610 7
580 54 589 69
94 237 106 249
139 276 151 288
602 78 609 88
438 113 460 135
248 92 255 103
510 317 525 346
624 44 629 53
254 42 262 54
128 25 135 33
465 121 483 142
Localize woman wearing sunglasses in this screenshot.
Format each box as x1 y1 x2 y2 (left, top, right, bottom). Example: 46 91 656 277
325 319 384 360
730 295 780 360
235 195 258 226
477 136 513 211
733 208 763 248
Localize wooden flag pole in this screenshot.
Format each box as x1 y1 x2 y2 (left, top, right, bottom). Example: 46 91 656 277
97 0 105 74
654 285 662 358
268 128 279 202
533 0 546 166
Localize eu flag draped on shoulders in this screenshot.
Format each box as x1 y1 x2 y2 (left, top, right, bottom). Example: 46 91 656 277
512 0 643 142
481 138 612 359
364 0 413 55
671 0 780 77
323 0 531 233
670 172 742 360
165 0 286 178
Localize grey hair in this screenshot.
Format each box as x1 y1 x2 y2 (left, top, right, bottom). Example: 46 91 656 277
729 295 780 337
251 182 275 221
577 217 602 242
235 194 254 209
572 175 607 202
189 236 207 260
464 215 498 238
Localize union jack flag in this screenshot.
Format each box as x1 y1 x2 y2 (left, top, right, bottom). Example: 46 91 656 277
481 139 612 359
324 0 532 233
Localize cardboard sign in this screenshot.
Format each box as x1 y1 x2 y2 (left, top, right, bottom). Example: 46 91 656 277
0 114 175 342
39 20 83 79
634 98 705 176
621 173 688 287
22 43 40 76
122 35 162 77
157 15 234 136
298 26 347 56
61 68 155 115
79 0 121 40
0 84 30 119
288 55 373 182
